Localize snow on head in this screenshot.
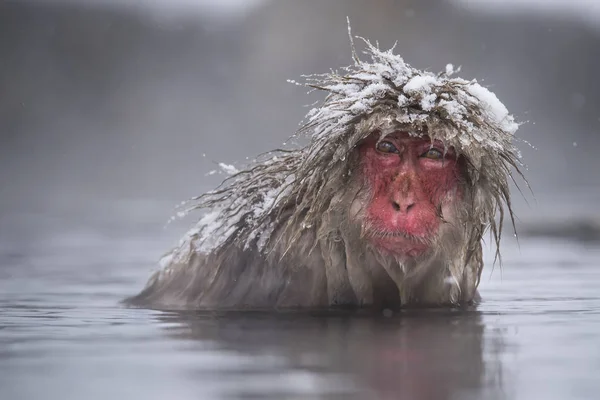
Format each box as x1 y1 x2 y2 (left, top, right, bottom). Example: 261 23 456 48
466 83 519 134
300 37 520 165
403 75 439 94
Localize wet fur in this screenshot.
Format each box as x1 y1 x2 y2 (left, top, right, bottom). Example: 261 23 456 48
127 149 483 310
127 38 523 311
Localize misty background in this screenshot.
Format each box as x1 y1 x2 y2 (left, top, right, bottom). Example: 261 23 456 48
1 3 600 399
1 0 599 246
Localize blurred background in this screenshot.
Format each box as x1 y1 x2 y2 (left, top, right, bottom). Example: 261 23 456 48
1 0 599 239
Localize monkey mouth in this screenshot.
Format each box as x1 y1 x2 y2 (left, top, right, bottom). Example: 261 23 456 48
364 228 433 257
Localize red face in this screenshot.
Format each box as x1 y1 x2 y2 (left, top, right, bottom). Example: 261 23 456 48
358 131 462 257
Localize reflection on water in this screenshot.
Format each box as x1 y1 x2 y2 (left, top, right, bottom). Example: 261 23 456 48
154 309 504 400
1 210 599 400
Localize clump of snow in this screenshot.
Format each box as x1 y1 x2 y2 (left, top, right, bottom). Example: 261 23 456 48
403 75 438 94
218 163 239 175
159 253 174 269
466 83 519 134
420 93 437 111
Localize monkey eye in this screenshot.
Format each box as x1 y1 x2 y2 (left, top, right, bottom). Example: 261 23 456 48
421 148 444 160
376 141 399 154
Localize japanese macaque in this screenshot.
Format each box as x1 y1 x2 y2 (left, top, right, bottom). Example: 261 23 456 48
127 34 526 311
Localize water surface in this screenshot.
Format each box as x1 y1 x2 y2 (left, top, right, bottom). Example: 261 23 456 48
1 210 599 400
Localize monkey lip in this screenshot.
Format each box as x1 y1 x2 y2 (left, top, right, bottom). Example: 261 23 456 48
366 229 432 257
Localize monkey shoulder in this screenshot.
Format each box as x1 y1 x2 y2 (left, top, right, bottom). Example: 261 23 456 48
127 223 331 310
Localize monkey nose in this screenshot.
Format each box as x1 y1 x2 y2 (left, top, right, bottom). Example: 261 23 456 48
391 198 415 213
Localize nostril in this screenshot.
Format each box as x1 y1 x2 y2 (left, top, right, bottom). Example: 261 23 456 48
391 200 415 213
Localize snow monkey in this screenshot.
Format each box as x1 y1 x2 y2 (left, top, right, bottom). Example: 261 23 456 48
127 33 526 311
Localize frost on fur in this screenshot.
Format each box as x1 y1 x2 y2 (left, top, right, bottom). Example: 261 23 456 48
160 34 526 272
